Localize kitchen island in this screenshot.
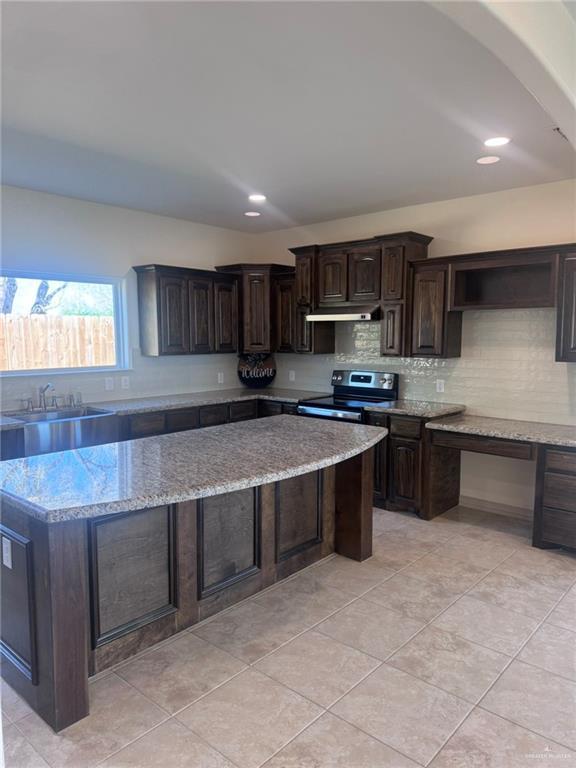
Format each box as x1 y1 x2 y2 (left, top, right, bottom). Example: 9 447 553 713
0 415 385 731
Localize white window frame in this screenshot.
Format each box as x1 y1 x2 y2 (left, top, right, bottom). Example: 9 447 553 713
0 269 130 377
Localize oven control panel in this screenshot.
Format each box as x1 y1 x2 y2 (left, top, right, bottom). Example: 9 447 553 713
331 370 397 391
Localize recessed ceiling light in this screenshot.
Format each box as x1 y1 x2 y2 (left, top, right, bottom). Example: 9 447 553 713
484 137 510 147
476 156 501 165
248 194 267 203
244 211 261 217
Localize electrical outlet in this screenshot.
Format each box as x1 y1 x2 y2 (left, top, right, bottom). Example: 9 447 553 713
2 537 12 569
217 372 224 385
288 370 296 382
121 376 130 390
436 379 445 393
104 377 114 391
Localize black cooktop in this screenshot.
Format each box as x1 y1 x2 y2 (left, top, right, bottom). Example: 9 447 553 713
300 395 396 411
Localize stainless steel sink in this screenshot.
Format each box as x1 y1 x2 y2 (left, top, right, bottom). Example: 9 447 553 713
12 407 119 457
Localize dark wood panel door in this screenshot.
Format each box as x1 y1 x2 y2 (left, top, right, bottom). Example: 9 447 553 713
294 305 312 353
412 269 446 356
382 246 405 300
188 278 214 354
242 270 271 352
199 404 229 428
348 247 381 302
274 277 295 353
556 255 576 362
214 279 239 353
317 251 348 304
276 472 322 562
159 276 190 354
380 303 403 356
388 437 421 509
295 253 313 306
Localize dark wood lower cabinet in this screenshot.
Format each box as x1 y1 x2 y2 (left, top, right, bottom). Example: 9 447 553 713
388 438 421 511
534 445 576 549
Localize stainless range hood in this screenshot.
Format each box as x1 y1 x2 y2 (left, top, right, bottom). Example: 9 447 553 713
305 304 381 322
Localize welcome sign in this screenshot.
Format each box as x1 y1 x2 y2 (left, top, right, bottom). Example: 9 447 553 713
237 353 277 388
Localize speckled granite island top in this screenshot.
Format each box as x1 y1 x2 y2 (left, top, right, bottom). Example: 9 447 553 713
0 415 386 523
427 414 576 449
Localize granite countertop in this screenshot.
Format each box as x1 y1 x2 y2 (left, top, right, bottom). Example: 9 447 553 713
364 400 466 419
0 415 386 523
427 414 576 449
88 387 330 416
0 416 25 431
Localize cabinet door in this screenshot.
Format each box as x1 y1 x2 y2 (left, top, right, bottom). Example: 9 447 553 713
275 278 295 352
295 253 313 306
242 270 270 352
294 305 312 353
317 251 348 304
189 278 214 354
380 303 402 356
412 269 446 356
159 276 190 354
556 255 576 362
388 437 421 508
214 280 239 353
382 246 405 300
348 247 381 302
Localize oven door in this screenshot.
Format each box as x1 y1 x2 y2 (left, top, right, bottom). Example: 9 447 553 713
297 405 363 423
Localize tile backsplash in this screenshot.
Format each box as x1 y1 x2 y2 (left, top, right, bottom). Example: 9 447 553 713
275 309 576 426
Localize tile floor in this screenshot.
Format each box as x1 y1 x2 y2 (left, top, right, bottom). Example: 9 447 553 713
2 505 576 767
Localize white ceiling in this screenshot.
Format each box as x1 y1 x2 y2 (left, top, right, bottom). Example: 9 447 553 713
2 1 575 232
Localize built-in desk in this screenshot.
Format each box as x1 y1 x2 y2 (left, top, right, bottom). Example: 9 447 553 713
424 415 576 550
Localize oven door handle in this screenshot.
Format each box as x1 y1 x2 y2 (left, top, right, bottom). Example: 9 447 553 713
297 405 363 422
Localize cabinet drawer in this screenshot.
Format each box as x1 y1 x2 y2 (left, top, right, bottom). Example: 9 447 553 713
546 450 576 475
390 417 421 439
165 408 199 432
199 404 229 428
366 412 389 428
281 403 299 415
258 400 283 418
229 400 258 422
431 431 534 460
541 507 576 548
543 472 576 513
127 412 166 438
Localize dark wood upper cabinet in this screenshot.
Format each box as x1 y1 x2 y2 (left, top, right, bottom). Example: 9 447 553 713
134 265 238 357
317 251 348 305
380 303 403 357
412 267 461 358
274 276 295 353
158 275 190 355
382 245 405 300
213 279 239 354
188 278 214 354
294 250 314 306
348 246 381 302
556 254 576 363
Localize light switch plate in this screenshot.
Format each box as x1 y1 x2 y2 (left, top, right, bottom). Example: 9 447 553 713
289 370 296 382
436 379 445 393
2 536 12 569
121 376 130 390
104 377 114 391
217 372 224 384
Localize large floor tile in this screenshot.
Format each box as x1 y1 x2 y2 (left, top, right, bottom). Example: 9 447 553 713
116 632 246 713
176 669 322 768
497 548 576 591
430 708 576 767
432 595 539 656
467 570 565 621
316 598 424 660
482 660 576 750
16 674 167 768
547 587 576 633
388 626 509 703
518 623 576 681
263 712 419 768
433 535 517 569
363 572 465 622
193 599 307 664
308 555 395 596
99 719 236 768
253 573 353 627
1 681 34 724
255 630 380 707
401 552 489 590
331 664 472 765
373 509 414 533
2 723 50 768
371 530 438 569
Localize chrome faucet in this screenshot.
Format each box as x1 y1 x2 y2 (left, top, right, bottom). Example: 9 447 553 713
38 383 54 410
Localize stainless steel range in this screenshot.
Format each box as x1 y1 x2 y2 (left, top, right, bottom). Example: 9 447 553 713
298 370 399 423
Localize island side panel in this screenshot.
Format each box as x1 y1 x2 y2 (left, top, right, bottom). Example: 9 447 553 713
334 447 374 561
0 498 89 732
